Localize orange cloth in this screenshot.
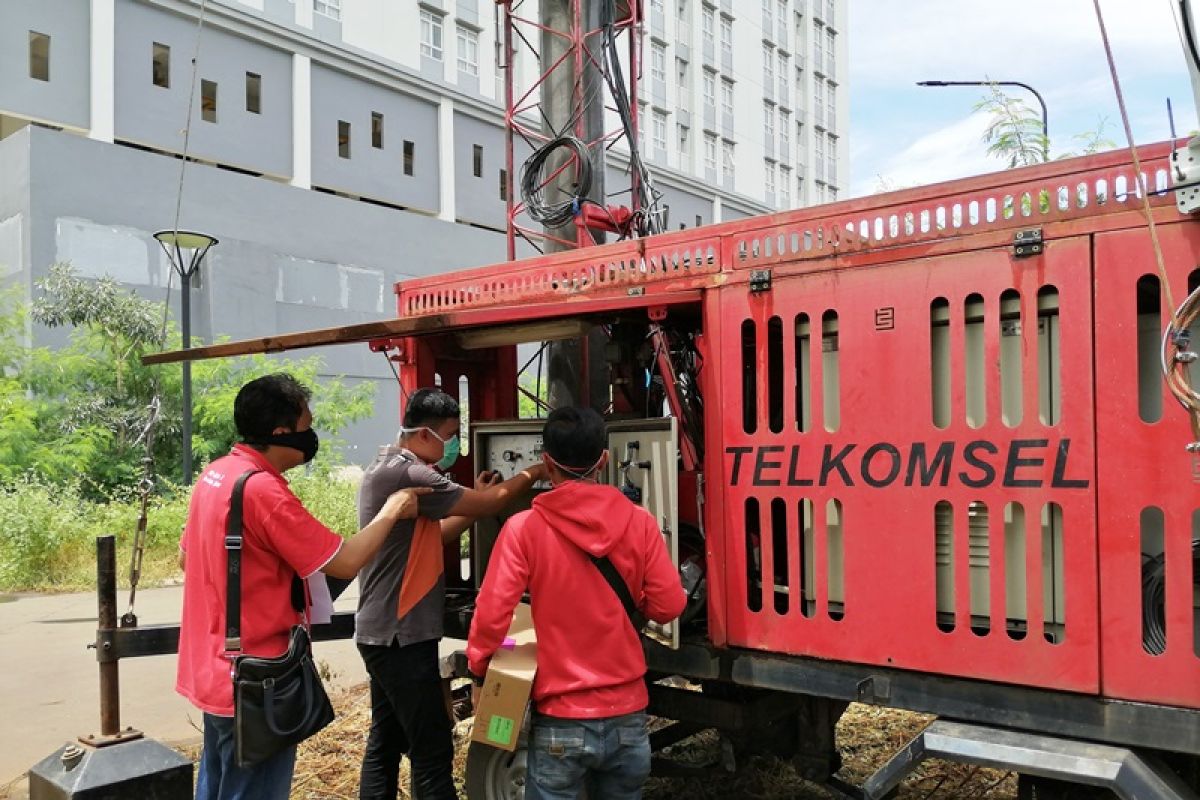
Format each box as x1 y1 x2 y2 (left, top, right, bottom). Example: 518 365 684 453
396 516 444 619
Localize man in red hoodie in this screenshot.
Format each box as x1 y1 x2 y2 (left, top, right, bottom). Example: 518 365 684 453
466 407 687 800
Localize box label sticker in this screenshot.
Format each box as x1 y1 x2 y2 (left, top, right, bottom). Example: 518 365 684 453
486 715 515 746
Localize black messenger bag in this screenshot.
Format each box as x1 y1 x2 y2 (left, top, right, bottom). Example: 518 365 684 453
224 470 335 767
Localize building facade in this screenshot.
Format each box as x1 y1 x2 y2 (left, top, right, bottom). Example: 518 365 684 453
0 0 846 455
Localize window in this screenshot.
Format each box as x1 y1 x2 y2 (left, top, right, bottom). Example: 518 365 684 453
152 43 170 89
764 102 775 140
704 133 717 172
313 0 340 20
763 44 774 91
780 165 791 207
457 26 479 75
702 8 715 48
777 52 788 101
828 83 837 128
720 17 733 59
677 0 691 39
779 109 790 159
827 27 836 70
777 0 788 43
652 110 667 152
420 10 444 60
813 78 825 125
201 79 217 123
722 140 735 177
652 0 665 12
829 186 838 202
651 43 666 83
702 70 716 109
499 168 508 200
765 160 776 195
813 23 824 72
473 144 483 177
245 72 261 114
721 78 734 117
29 32 49 82
677 123 690 162
762 0 773 32
372 112 384 148
338 120 351 158
403 140 415 175
676 59 690 108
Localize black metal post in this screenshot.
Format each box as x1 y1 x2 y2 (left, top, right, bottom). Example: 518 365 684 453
180 272 192 485
96 535 120 737
917 79 1050 161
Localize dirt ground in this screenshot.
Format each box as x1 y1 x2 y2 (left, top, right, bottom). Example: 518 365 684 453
274 684 1019 799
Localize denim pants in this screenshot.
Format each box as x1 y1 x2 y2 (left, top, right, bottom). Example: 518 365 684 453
527 710 652 800
357 639 457 800
195 712 296 800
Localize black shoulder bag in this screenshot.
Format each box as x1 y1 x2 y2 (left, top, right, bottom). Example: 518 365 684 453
225 470 335 767
590 555 648 634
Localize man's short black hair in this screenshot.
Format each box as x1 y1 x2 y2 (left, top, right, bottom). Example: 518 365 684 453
403 388 460 429
234 373 312 442
542 407 607 472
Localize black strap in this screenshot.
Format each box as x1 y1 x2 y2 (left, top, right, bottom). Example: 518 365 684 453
589 555 648 632
224 470 262 653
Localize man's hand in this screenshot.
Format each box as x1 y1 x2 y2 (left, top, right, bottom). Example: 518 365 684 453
523 462 549 483
475 470 502 490
376 486 433 523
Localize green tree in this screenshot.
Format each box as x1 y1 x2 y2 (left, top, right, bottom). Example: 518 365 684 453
975 84 1048 168
2 263 375 495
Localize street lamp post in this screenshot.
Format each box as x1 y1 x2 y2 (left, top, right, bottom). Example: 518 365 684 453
153 230 218 485
917 79 1049 162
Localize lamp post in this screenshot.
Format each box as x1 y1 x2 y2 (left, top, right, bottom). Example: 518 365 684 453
153 229 218 485
917 79 1049 162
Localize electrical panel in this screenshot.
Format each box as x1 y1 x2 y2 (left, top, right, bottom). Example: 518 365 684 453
471 417 681 648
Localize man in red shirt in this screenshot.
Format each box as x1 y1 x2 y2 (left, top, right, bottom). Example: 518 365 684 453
177 373 428 800
466 407 687 800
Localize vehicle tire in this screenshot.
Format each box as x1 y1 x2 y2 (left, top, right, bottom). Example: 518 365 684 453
1017 775 1116 800
464 738 530 800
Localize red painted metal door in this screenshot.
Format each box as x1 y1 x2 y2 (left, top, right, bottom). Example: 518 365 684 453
1095 221 1200 708
706 238 1100 692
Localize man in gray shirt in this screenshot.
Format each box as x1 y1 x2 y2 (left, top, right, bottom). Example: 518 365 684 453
356 388 546 800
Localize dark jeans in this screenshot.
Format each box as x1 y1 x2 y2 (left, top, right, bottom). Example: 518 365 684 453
195 712 296 800
357 639 457 800
527 711 652 800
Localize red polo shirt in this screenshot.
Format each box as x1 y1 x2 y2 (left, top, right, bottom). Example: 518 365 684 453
176 445 343 716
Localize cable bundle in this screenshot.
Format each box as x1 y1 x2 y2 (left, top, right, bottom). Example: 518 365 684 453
520 136 593 229
1159 287 1200 446
1141 538 1200 655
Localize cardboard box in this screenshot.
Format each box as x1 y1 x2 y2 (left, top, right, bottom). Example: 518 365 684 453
471 602 537 752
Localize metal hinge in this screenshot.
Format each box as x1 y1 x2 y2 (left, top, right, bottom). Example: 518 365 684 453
749 269 772 293
1013 228 1044 258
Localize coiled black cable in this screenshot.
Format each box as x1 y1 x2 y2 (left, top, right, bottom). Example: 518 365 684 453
1141 538 1200 655
520 135 593 229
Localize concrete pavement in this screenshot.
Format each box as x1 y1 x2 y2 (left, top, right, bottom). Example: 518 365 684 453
0 580 379 789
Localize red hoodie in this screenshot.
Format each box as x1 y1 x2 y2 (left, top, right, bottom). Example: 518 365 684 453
466 481 687 719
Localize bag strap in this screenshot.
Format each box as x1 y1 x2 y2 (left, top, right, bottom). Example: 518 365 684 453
589 554 648 633
224 469 262 654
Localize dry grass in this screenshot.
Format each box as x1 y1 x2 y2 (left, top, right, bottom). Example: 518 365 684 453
270 684 1018 800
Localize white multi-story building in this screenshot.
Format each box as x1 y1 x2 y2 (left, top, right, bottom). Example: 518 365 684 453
0 0 847 453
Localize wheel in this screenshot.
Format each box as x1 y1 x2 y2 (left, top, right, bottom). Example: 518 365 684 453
1017 775 1116 800
465 739 529 800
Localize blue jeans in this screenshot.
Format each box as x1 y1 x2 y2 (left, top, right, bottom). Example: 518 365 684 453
527 711 651 800
195 712 296 800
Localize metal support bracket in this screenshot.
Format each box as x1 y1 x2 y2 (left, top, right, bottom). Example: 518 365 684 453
1175 139 1200 214
862 720 1200 800
749 269 772 293
1013 228 1044 258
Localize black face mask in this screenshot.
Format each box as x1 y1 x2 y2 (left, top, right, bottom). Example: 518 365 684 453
252 428 320 463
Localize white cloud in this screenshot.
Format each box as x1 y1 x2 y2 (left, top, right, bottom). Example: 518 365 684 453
853 112 1000 197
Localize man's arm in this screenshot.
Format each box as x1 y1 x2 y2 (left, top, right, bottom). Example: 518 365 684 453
639 516 688 624
446 463 547 518
323 487 431 579
466 519 531 677
438 470 502 543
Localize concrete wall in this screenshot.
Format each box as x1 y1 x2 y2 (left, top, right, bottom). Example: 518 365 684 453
8 126 509 461
0 0 91 131
114 0 294 178
453 111 533 230
310 63 440 213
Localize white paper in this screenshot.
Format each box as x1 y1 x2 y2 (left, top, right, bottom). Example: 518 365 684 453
306 573 335 625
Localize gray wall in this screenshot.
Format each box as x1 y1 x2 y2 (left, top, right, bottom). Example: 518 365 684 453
115 0 294 178
7 126 509 461
311 63 440 212
453 111 534 230
0 0 90 130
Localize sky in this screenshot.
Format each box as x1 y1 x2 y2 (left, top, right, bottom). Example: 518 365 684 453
847 0 1200 197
